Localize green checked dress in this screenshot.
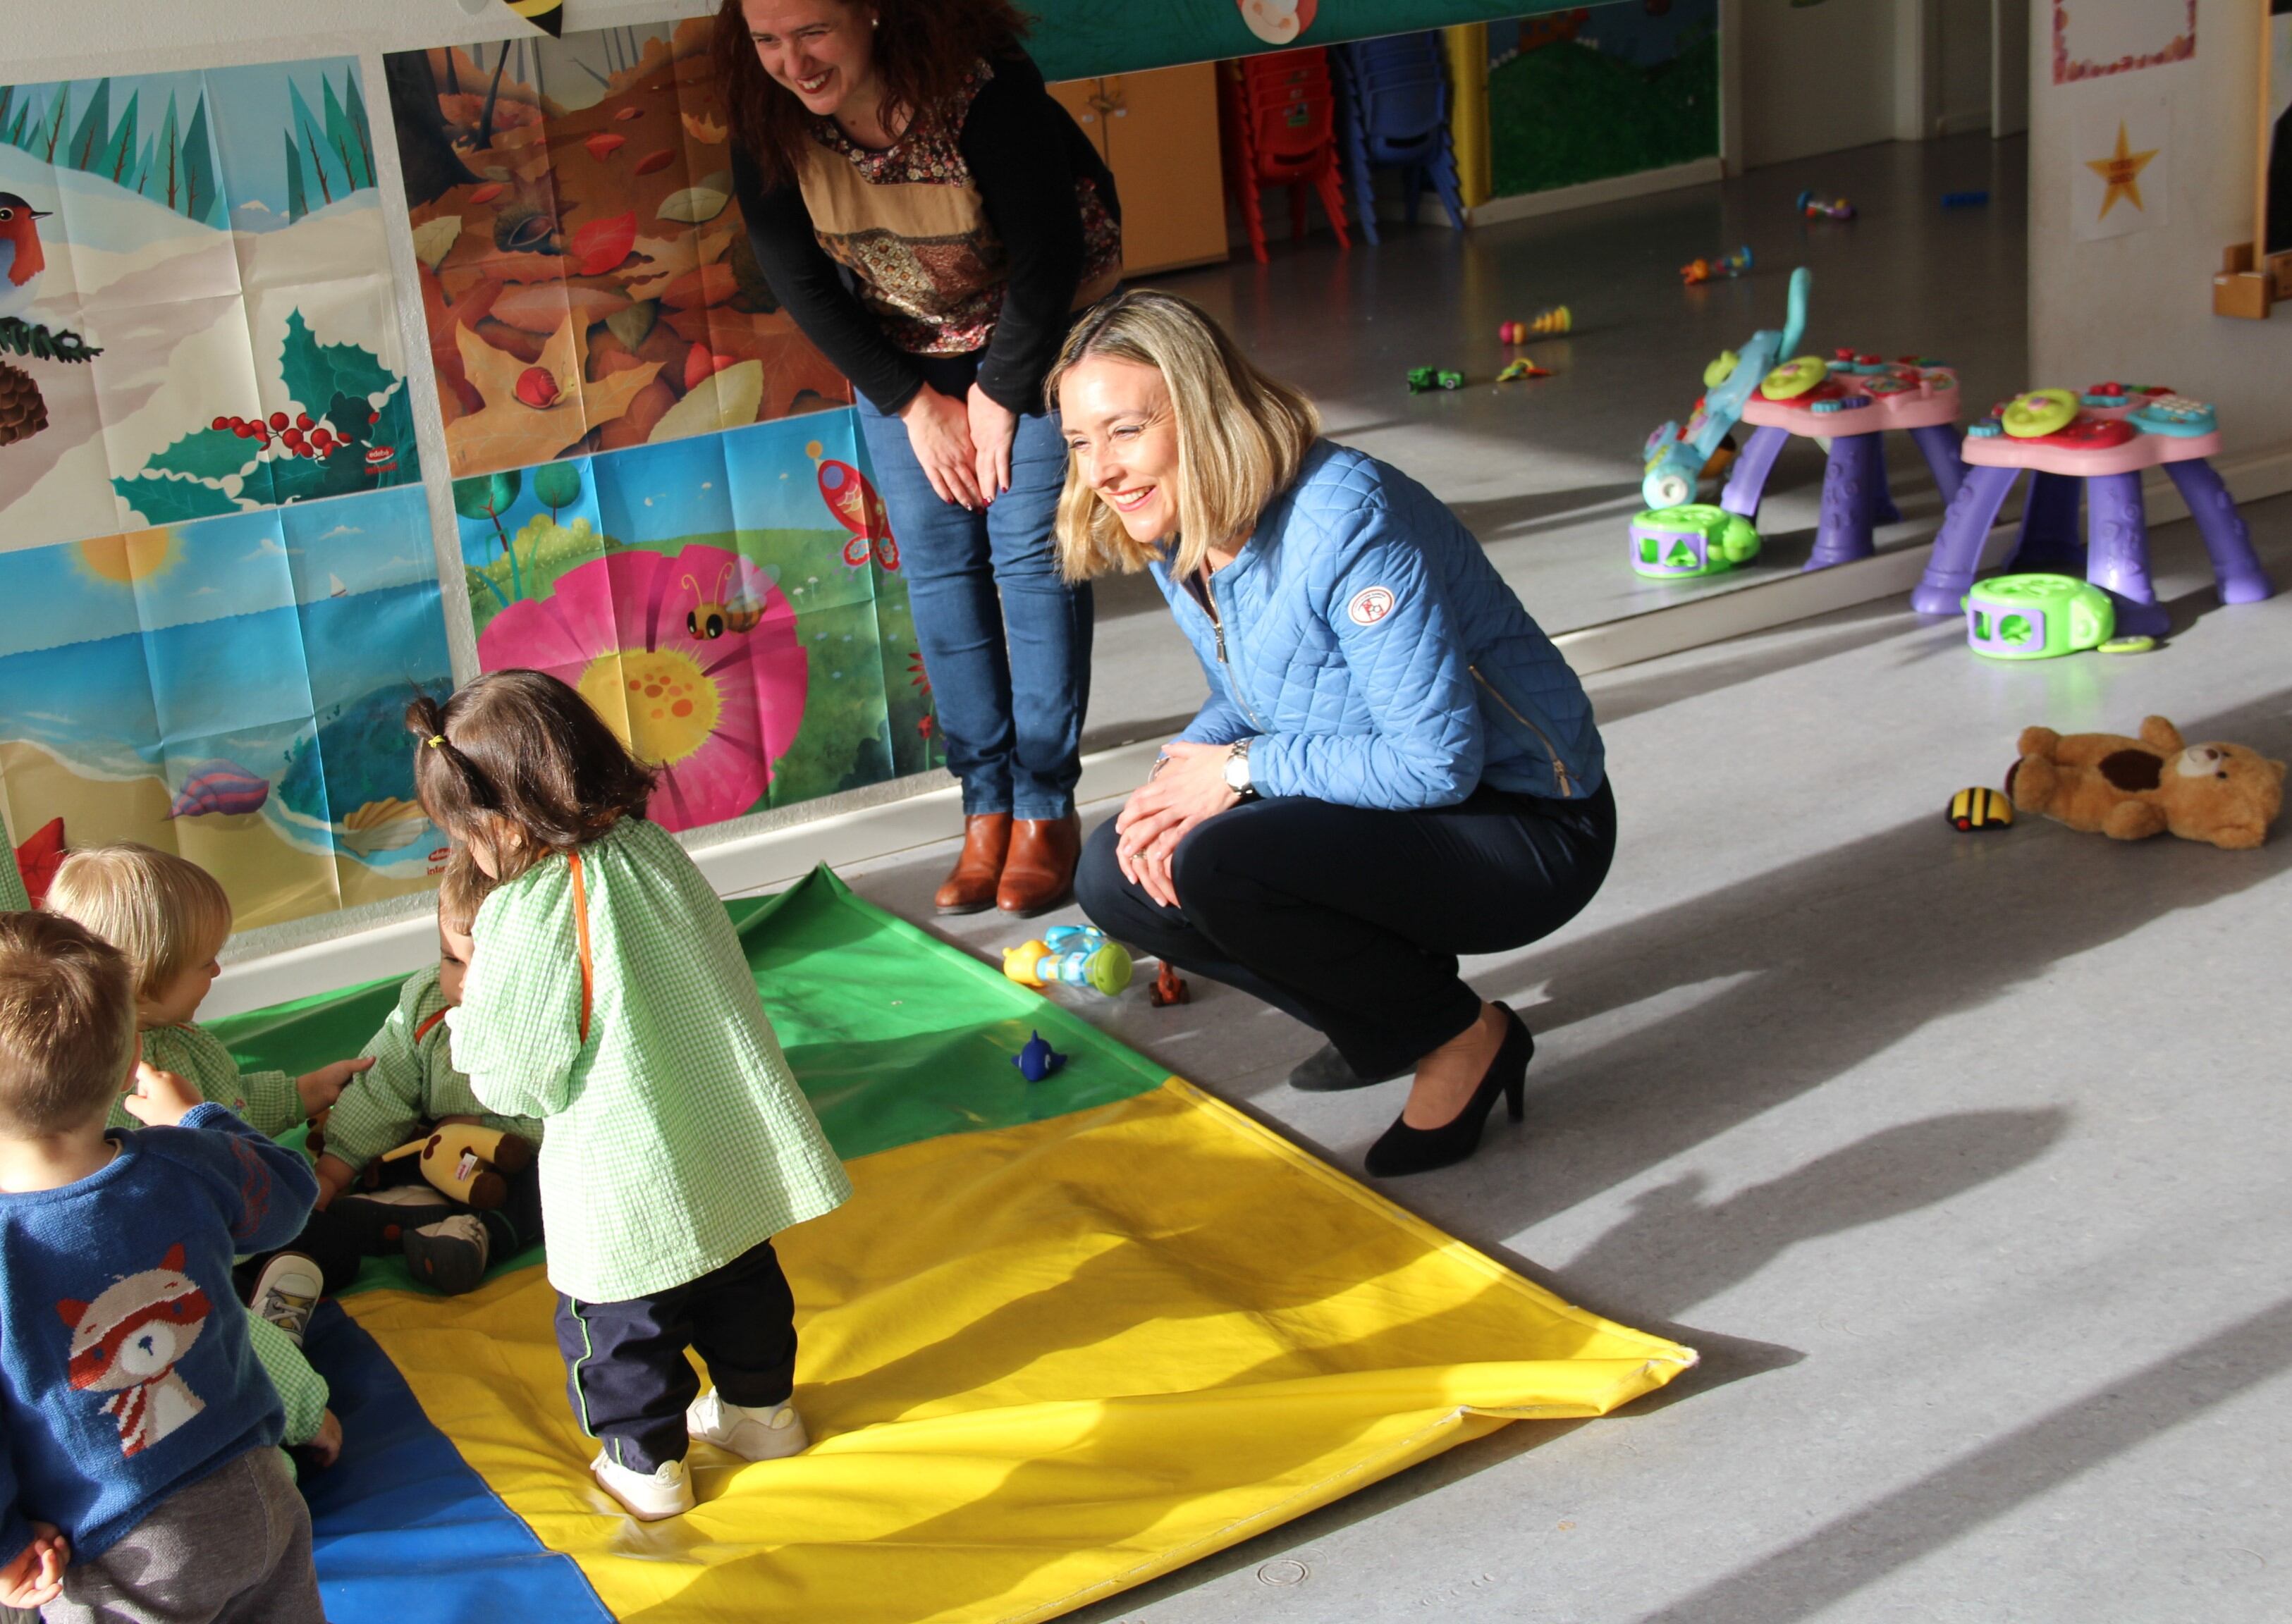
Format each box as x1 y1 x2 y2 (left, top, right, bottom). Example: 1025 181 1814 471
447 816 851 1305
324 964 544 1176
112 1023 304 1138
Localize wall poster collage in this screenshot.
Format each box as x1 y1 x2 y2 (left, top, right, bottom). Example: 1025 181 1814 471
0 20 931 935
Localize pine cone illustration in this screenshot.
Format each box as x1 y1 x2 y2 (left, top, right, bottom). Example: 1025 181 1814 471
0 361 47 448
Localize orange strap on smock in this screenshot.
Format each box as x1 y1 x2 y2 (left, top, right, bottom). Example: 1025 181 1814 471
568 851 594 1043
412 1009 448 1044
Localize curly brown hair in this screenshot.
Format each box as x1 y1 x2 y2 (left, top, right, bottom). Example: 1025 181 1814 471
711 0 1034 190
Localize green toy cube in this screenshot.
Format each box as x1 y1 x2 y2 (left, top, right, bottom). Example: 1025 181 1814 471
1963 573 2116 659
1629 504 1761 579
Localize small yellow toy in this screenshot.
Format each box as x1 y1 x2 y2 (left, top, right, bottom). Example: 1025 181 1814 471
1947 786 2014 831
380 1121 536 1210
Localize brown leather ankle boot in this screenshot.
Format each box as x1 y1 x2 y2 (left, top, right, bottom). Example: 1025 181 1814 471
936 814 1011 915
996 813 1081 916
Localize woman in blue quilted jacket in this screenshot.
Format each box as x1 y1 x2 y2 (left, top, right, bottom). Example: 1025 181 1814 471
1055 290 1615 1178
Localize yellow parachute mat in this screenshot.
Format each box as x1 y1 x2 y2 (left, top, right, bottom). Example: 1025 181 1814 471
346 1077 1694 1623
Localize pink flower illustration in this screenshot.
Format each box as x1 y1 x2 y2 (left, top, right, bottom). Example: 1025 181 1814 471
477 544 807 830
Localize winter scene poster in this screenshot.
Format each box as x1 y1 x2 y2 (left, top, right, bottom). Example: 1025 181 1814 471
0 58 423 553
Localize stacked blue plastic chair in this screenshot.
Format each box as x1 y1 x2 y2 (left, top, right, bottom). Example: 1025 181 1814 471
1332 32 1469 243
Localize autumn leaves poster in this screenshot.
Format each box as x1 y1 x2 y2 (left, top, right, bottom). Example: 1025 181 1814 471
0 23 921 935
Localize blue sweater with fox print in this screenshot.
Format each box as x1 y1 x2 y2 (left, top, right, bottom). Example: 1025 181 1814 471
0 1105 317 1565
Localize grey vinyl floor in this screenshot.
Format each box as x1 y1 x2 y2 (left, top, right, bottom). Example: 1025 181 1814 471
833 154 2292 1617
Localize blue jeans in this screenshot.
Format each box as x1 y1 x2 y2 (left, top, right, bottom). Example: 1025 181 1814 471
857 397 1093 820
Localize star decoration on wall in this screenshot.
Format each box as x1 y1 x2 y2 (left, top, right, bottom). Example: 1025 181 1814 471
2085 121 2158 221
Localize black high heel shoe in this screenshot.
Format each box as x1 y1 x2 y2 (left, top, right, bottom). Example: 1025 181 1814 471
1362 1005 1533 1179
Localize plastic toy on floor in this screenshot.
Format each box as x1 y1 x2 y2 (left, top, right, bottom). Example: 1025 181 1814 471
379 1121 536 1210
2007 716 2286 849
1963 573 2115 659
1630 503 1760 579
1003 925 1134 995
1407 366 1464 393
1497 308 1570 344
1796 190 1855 220
1150 963 1191 1007
1496 359 1551 383
1012 1031 1067 1082
1679 245 1752 285
1947 787 2014 831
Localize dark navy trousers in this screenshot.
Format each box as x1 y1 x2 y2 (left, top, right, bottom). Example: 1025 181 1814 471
1077 779 1617 1080
554 1238 798 1472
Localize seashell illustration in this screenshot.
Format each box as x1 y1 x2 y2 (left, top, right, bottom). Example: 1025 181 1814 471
337 797 431 856
515 366 561 409
658 185 729 226
168 761 269 819
411 214 462 272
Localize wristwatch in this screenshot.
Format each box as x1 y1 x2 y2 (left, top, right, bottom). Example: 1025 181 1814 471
1222 739 1257 800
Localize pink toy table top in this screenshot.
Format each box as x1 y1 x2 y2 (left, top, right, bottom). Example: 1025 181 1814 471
1739 352 1961 436
1961 386 2222 476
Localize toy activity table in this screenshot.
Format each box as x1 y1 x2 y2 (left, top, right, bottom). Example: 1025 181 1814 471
1724 350 1968 572
1909 387 2274 636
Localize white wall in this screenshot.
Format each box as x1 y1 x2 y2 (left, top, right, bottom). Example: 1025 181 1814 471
2027 0 2292 466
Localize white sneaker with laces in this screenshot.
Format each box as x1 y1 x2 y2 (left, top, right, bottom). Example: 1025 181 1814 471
590 1450 694 1520
685 1389 810 1462
250 1253 324 1346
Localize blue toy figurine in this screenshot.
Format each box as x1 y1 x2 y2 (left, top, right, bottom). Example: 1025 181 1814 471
1641 266 1812 510
1013 1031 1067 1083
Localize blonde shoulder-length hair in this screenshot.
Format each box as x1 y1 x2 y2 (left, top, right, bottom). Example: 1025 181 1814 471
1046 290 1320 583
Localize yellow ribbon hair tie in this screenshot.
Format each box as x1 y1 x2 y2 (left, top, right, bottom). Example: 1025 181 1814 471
427 735 446 749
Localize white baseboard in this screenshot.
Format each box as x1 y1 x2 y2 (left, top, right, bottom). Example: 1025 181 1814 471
1464 158 1725 228
205 440 2292 1012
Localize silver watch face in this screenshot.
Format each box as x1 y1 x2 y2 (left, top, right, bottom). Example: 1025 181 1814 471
1225 751 1249 791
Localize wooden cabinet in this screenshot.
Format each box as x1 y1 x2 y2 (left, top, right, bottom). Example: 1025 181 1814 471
1050 63 1229 278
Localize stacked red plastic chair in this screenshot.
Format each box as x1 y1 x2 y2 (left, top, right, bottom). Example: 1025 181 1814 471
1332 32 1467 242
1222 49 1352 265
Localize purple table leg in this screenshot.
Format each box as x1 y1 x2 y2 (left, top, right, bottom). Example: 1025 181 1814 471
1908 422 1966 508
2164 458 2276 605
2006 471 2083 573
1873 443 1901 526
1720 425 1791 519
1807 430 1882 570
1911 463 2021 615
2085 470 2169 638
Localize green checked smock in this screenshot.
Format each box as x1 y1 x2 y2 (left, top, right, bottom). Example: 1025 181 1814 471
448 816 851 1304
324 964 544 1175
112 1023 302 1138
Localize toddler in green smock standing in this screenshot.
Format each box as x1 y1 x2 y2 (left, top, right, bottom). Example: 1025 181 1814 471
407 670 852 1522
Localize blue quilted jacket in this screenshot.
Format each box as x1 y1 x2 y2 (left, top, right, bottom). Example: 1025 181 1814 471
1153 441 1604 807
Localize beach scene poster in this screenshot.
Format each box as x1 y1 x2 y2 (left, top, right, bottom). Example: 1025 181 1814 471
458 409 931 833
384 20 851 481
0 58 422 552
0 483 453 933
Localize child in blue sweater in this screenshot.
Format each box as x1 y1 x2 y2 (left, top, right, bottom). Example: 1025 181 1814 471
0 911 323 1622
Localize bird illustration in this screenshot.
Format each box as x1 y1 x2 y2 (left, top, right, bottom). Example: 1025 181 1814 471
0 193 51 323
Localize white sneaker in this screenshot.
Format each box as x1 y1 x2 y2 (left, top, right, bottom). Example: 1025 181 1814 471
590 1450 694 1520
250 1253 324 1346
685 1389 810 1462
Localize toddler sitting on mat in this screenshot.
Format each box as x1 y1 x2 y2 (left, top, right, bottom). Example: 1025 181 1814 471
304 850 545 1297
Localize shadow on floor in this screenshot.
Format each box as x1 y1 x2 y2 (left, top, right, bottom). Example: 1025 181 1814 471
1634 1293 2292 1624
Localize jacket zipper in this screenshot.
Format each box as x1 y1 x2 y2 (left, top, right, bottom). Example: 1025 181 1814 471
1203 572 1263 728
1470 665 1572 796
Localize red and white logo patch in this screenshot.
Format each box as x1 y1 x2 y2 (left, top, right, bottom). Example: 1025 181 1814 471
1347 586 1395 627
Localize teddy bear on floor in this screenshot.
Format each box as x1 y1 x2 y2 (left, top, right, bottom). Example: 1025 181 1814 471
2007 715 2286 849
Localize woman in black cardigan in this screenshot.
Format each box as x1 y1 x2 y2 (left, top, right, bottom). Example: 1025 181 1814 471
717 0 1120 915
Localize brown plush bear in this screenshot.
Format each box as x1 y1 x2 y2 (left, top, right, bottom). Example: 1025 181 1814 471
2008 716 2286 849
